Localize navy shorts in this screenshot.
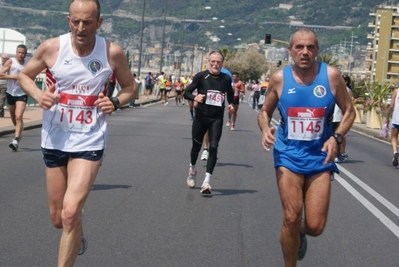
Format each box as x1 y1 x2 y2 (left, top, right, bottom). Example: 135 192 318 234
7 93 28 105
42 148 104 168
392 123 399 130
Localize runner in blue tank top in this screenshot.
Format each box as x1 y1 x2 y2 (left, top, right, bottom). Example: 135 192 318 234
258 28 355 266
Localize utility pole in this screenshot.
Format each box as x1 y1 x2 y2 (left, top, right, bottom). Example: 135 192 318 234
159 0 168 74
349 32 354 75
178 6 187 79
137 0 146 77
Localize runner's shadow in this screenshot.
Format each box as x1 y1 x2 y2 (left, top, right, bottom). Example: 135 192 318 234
91 184 132 191
211 189 257 196
215 162 253 168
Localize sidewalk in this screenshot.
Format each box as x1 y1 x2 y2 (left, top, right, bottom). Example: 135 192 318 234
0 94 390 142
0 93 166 136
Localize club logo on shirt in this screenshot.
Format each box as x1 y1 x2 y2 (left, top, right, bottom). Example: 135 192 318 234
313 85 327 98
88 60 103 74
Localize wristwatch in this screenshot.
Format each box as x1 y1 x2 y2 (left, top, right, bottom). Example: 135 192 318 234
333 133 344 145
110 97 120 111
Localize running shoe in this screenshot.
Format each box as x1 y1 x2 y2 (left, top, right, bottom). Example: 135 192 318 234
9 139 18 151
78 209 88 255
340 153 349 162
393 152 399 166
200 182 212 195
201 150 209 161
78 232 88 255
187 169 197 188
297 233 307 261
226 121 231 127
231 125 235 131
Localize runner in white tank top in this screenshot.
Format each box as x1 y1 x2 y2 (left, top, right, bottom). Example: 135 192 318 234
0 44 28 151
17 0 137 265
43 33 112 152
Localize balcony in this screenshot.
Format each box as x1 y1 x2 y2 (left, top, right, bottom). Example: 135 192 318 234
368 22 376 27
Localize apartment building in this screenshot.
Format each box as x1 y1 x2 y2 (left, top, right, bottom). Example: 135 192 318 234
367 4 399 83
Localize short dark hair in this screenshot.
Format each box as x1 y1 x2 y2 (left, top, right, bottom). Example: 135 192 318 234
16 44 27 52
232 72 239 76
289 28 319 49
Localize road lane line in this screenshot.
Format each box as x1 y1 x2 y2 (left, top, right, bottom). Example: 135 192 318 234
335 174 399 238
337 165 399 218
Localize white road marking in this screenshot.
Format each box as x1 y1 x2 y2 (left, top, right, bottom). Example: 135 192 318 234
335 173 399 238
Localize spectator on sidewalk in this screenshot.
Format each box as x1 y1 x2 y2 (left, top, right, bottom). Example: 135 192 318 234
252 80 260 109
17 0 137 265
130 73 141 107
0 44 28 151
144 72 153 99
0 54 9 117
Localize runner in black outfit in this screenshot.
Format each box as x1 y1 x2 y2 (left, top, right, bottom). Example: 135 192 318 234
184 51 235 195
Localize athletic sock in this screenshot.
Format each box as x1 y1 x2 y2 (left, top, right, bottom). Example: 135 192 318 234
189 164 196 172
204 172 211 183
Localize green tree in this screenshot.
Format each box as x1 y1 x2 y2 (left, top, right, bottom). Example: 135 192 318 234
224 49 267 82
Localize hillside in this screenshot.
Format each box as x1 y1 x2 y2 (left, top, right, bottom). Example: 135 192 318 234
0 0 386 53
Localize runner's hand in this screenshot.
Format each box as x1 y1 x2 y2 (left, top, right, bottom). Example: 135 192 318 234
261 127 275 151
39 83 58 110
193 94 205 108
95 93 115 115
321 137 338 165
228 104 235 114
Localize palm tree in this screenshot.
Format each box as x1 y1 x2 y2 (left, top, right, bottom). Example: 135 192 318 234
317 53 340 68
218 47 235 62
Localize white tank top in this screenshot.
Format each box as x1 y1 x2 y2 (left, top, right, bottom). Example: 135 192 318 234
392 90 399 125
7 58 27 96
42 33 112 151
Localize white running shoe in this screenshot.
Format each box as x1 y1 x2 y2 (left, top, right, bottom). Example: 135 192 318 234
200 182 212 195
201 150 209 161
187 169 197 188
9 139 18 151
226 121 231 127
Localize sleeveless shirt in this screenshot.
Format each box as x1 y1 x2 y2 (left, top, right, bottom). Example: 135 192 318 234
42 33 112 151
7 58 27 96
273 62 338 175
392 90 399 125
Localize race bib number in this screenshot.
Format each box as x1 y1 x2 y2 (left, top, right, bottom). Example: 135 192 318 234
54 93 98 133
234 89 239 99
287 107 325 141
205 90 225 107
176 86 181 90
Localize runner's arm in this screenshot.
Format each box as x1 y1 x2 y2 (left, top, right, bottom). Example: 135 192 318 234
183 73 202 101
108 42 137 107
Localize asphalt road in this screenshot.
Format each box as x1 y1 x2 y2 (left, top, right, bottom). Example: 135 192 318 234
0 99 398 267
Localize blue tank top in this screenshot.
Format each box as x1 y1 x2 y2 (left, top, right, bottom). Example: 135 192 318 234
273 62 338 175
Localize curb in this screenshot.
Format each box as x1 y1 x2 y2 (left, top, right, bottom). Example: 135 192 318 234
350 123 390 142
